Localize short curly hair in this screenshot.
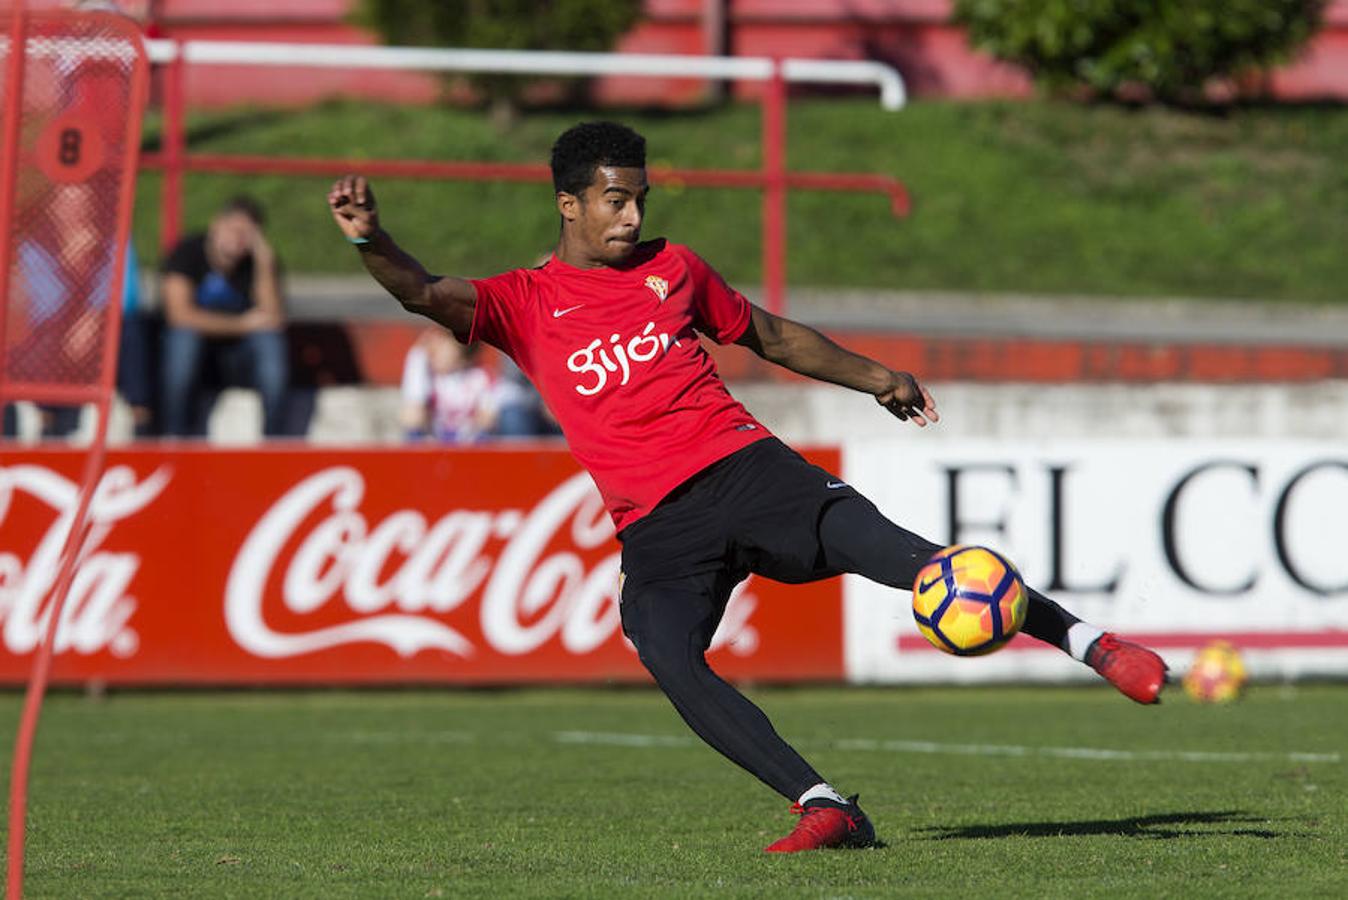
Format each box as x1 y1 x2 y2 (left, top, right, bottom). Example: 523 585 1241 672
550 121 647 196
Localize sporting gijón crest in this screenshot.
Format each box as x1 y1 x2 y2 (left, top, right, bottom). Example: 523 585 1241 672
644 274 669 301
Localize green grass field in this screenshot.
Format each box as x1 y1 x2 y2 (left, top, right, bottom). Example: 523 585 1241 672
2 684 1345 898
132 98 1348 303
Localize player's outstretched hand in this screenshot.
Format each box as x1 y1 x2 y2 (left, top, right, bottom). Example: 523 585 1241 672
876 371 938 427
327 175 379 242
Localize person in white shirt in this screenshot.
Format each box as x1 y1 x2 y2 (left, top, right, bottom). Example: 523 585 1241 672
399 327 497 442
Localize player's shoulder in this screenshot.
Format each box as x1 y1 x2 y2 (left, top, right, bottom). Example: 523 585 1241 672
657 241 722 283
480 261 545 288
471 263 551 317
660 240 715 267
657 239 695 263
616 237 673 270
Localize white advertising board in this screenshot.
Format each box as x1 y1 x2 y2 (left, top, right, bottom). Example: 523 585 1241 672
841 440 1348 684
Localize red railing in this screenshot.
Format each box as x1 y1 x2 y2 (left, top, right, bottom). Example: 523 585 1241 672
138 44 910 315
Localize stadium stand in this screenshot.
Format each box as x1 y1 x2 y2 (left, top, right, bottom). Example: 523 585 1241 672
9 271 1346 446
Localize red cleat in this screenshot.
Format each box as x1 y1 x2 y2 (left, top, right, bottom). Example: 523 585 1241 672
764 795 876 853
1087 633 1168 704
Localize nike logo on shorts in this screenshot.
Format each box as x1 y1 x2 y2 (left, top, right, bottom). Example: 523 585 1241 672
826 481 848 489
553 304 585 318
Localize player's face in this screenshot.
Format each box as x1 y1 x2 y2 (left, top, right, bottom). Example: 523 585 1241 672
562 166 648 266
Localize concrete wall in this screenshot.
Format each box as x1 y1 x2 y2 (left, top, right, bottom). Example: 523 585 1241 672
732 381 1348 444
12 379 1347 448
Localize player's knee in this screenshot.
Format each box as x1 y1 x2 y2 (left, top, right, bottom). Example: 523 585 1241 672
633 636 684 678
631 633 702 689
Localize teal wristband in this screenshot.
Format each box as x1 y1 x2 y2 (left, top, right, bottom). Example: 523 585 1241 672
347 234 371 245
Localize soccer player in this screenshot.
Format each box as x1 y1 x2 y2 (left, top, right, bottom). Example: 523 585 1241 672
326 122 1168 853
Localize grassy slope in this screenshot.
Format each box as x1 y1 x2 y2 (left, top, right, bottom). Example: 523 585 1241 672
3 684 1345 898
133 99 1348 302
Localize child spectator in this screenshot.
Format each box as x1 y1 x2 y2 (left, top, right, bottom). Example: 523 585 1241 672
399 328 497 442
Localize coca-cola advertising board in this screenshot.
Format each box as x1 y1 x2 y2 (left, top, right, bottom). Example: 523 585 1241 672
0 446 844 685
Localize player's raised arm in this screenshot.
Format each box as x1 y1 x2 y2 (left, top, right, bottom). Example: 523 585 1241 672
735 303 939 427
327 175 478 339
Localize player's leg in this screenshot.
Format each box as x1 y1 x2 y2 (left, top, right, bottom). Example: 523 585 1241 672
815 494 1167 703
620 571 821 801
714 440 1156 696
617 439 876 849
620 571 875 851
813 494 1078 643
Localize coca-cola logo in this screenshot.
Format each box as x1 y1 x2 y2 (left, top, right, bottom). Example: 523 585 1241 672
0 463 171 658
225 467 759 660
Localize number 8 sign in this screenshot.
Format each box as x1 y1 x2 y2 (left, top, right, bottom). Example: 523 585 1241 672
35 113 106 183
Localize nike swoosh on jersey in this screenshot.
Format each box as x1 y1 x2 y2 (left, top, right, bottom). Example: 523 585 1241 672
552 304 585 318
825 481 848 489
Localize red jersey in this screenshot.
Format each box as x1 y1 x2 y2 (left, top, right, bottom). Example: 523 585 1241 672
471 239 771 531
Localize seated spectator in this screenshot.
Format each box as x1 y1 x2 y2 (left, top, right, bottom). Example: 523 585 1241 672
159 195 289 438
400 329 497 443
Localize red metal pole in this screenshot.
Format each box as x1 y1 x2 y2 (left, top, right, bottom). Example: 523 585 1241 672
702 0 727 103
0 0 29 394
761 58 787 316
136 152 911 215
159 45 185 256
702 0 726 56
7 406 111 900
1 9 31 885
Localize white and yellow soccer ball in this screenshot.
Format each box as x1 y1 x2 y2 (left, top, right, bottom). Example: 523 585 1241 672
1183 640 1249 703
912 545 1028 656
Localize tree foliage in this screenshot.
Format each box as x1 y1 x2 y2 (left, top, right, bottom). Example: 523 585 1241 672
953 0 1327 103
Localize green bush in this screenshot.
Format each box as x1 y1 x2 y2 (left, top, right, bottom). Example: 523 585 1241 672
356 0 642 108
953 0 1327 103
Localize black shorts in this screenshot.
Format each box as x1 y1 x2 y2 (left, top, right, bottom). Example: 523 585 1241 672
617 437 862 590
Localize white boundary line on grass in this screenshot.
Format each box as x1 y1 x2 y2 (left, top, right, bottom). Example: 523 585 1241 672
554 731 1341 765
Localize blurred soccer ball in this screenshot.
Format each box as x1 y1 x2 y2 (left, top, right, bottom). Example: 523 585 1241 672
912 545 1027 655
1183 640 1249 703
